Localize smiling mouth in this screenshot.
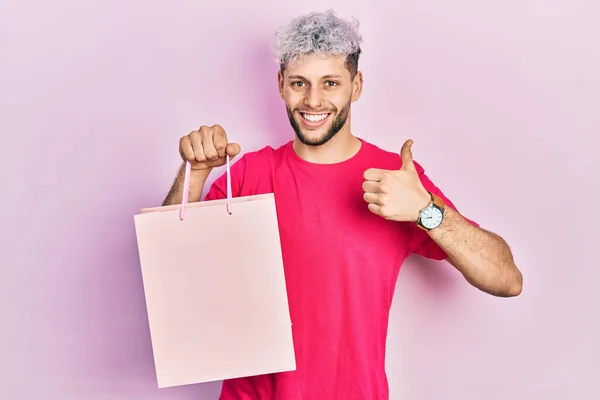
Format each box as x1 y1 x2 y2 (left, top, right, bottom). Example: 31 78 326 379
299 112 332 127
301 112 329 121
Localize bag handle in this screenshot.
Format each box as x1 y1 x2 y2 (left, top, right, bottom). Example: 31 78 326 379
179 155 232 221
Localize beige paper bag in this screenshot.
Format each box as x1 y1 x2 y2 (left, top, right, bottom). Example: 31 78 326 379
133 157 296 388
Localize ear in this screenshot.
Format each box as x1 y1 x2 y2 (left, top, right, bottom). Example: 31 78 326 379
277 69 285 99
351 71 363 102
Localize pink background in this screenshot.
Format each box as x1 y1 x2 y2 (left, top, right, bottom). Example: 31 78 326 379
1 1 598 399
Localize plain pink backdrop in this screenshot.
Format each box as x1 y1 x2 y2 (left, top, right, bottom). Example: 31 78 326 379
1 1 598 399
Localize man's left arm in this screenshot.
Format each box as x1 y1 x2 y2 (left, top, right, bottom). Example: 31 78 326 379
427 205 522 297
363 139 523 298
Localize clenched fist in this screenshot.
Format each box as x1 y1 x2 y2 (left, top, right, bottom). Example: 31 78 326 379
179 124 241 172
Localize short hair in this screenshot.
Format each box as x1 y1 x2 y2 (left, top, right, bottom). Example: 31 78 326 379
273 9 363 78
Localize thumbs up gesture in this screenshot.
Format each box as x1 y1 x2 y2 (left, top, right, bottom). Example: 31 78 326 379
362 139 431 222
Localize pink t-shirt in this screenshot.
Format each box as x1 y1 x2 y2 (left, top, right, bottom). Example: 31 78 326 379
205 138 477 400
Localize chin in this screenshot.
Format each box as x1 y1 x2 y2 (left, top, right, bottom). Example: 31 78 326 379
287 105 348 147
296 128 337 147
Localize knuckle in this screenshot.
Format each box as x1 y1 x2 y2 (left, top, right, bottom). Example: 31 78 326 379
199 126 211 137
213 129 227 142
188 130 200 141
181 143 192 155
195 152 206 162
214 135 227 148
204 149 218 160
211 124 226 136
179 138 191 156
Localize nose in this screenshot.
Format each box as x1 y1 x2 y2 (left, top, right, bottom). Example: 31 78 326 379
304 86 323 109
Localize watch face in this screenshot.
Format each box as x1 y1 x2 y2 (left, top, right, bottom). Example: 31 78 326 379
420 206 444 229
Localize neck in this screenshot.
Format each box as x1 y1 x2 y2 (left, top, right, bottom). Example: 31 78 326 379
292 128 361 164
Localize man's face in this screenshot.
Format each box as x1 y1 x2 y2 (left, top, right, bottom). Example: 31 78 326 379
278 54 362 146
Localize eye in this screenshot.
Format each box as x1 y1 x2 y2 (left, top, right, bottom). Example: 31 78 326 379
325 81 339 87
291 81 305 87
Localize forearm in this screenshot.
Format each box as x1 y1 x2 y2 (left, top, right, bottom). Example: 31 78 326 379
428 207 523 297
162 162 211 206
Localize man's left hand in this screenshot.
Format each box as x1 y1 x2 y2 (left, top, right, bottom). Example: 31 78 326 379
363 139 431 222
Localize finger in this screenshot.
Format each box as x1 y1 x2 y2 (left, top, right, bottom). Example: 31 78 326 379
179 135 195 162
367 202 382 216
363 192 380 204
362 180 379 193
199 126 219 161
363 168 387 182
226 143 241 158
400 139 416 171
189 130 206 163
212 124 228 158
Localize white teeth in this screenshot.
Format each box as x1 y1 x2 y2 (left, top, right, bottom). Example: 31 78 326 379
303 113 328 122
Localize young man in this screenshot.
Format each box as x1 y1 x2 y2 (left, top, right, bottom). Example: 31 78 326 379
162 9 523 400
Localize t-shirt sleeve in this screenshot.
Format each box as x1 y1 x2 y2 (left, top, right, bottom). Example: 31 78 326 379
204 155 248 201
407 160 480 260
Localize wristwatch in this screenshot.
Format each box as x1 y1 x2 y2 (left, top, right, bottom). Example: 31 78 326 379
415 191 445 231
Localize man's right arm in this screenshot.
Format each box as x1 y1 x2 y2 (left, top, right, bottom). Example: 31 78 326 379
161 124 241 207
162 162 211 206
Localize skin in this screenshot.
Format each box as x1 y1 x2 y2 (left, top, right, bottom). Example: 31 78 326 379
363 140 523 297
163 53 523 298
276 54 364 164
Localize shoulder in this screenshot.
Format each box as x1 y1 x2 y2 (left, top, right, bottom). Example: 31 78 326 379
237 143 281 164
360 139 426 174
221 141 291 196
205 143 285 200
236 141 292 169
230 142 286 172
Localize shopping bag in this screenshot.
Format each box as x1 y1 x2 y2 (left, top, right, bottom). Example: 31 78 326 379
133 156 296 388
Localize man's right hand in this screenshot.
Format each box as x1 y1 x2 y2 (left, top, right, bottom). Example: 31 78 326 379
179 124 241 173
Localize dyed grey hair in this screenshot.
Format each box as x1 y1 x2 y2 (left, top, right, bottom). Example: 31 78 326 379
273 10 363 77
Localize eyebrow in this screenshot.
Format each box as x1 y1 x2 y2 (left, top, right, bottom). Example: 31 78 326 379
287 74 343 80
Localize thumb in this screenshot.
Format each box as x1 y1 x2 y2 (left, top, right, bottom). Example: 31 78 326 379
400 139 416 171
226 142 241 158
